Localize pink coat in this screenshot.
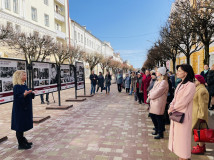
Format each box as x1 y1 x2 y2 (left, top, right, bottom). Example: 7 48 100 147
149 80 168 115
168 82 196 159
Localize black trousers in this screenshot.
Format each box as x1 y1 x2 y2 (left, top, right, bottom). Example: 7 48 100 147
96 86 103 92
164 103 170 125
117 84 122 92
16 131 24 145
126 88 130 93
40 93 49 102
150 113 164 135
137 88 143 103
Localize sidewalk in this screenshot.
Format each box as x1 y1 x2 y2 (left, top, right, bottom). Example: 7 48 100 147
0 84 213 160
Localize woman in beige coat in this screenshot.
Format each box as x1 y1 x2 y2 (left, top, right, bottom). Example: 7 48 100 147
168 64 196 160
191 75 209 154
148 67 169 139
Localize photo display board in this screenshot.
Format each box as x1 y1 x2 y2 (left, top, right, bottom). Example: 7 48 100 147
32 62 57 95
0 59 26 104
60 64 75 90
75 62 85 90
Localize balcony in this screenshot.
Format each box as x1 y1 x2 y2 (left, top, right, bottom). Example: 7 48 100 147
55 0 65 6
56 30 66 40
55 12 65 22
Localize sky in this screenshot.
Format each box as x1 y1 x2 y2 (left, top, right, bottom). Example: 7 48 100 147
69 0 175 69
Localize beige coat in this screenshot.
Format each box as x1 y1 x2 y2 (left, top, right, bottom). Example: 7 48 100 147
168 82 196 159
192 84 209 130
149 80 168 115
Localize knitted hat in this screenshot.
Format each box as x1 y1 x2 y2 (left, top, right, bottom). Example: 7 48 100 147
157 67 167 76
195 75 206 84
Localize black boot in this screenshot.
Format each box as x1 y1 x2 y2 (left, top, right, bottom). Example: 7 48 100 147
154 133 164 139
152 131 158 135
23 137 33 146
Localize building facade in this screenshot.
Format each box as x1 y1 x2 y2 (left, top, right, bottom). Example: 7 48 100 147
169 0 214 74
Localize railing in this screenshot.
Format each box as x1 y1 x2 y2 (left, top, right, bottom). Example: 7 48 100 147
54 12 65 22
55 0 65 6
56 30 66 39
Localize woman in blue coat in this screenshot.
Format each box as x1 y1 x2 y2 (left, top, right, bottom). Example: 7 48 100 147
11 70 35 150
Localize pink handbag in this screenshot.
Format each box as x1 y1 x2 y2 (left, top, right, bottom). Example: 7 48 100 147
169 111 185 123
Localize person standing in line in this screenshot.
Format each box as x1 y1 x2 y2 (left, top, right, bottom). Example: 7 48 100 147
135 73 143 104
148 67 169 139
96 72 104 93
89 71 97 95
207 64 214 110
200 64 209 86
11 71 35 150
168 64 196 160
129 72 136 95
168 71 176 89
147 72 157 92
105 71 112 94
40 93 49 104
191 75 209 155
143 70 151 104
124 73 131 93
116 71 123 92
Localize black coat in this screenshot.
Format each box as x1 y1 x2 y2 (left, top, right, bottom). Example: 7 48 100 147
89 74 97 85
97 75 104 88
207 70 214 96
11 84 35 132
200 70 209 83
105 74 112 85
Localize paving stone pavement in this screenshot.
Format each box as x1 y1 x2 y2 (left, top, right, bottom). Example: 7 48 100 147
0 84 214 160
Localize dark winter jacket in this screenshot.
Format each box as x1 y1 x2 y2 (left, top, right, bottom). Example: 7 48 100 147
11 84 35 132
147 78 156 92
201 70 209 83
170 75 175 88
89 74 97 85
207 70 214 96
105 74 112 85
116 74 123 84
97 75 104 88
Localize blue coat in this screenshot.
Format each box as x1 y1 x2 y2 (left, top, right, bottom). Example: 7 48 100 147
11 84 34 132
124 76 131 88
116 74 123 84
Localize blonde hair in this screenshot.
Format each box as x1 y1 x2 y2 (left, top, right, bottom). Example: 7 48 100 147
13 70 26 85
158 74 168 81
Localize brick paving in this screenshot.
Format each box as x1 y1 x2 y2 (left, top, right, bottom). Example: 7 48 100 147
0 84 214 160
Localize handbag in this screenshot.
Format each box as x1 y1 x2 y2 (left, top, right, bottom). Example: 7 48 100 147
193 121 214 143
169 111 185 123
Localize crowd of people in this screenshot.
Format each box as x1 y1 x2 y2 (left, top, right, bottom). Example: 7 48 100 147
11 64 214 160
115 64 214 160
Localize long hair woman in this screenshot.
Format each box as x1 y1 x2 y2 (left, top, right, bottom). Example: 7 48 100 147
168 64 196 160
11 70 35 150
148 67 169 139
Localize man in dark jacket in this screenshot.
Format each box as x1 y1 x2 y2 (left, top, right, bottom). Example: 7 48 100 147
96 72 104 92
89 71 97 95
200 64 209 86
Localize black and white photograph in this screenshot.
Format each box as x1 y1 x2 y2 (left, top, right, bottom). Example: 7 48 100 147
38 68 49 79
70 66 75 83
0 67 16 78
33 68 39 79
60 65 71 83
3 81 13 92
33 80 39 87
17 61 26 70
50 64 57 84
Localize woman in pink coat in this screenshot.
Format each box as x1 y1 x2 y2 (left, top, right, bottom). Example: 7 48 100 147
168 64 196 160
148 67 169 139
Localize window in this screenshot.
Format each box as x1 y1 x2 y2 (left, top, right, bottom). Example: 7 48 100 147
44 0 48 5
5 0 10 10
78 33 80 42
81 35 83 43
31 7 37 21
44 14 49 27
15 24 21 32
74 31 77 40
13 0 18 13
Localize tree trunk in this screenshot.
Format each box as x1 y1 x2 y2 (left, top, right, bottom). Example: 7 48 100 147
186 55 190 65
172 57 176 74
204 44 210 66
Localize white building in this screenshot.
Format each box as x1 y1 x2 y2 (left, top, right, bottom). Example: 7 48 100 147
0 0 69 58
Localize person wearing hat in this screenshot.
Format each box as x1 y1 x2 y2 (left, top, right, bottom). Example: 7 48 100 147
148 67 169 139
147 72 157 92
191 75 209 155
135 73 143 104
